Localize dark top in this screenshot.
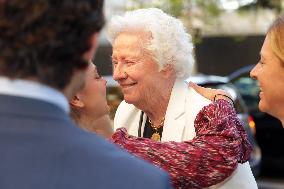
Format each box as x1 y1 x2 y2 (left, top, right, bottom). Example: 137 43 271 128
143 117 164 139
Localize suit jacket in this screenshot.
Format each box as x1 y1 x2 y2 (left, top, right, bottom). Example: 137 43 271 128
114 79 258 189
0 94 172 189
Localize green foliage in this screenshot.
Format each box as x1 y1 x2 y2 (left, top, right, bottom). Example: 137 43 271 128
127 0 223 17
166 0 183 17
127 0 283 16
126 0 282 42
194 0 222 17
239 0 282 12
126 0 184 17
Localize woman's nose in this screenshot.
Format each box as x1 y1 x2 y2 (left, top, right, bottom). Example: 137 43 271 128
250 64 258 80
113 64 127 81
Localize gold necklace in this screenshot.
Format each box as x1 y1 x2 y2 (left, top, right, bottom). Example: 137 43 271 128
148 117 165 141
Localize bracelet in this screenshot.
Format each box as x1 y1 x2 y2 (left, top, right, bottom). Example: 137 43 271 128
213 94 235 107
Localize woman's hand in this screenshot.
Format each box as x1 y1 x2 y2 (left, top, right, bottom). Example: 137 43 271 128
188 81 234 105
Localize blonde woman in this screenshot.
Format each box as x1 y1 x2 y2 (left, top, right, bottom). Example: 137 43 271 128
251 15 284 127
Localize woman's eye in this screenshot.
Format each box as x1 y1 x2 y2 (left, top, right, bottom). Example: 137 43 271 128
95 75 102 79
125 60 135 65
94 73 102 79
112 60 118 66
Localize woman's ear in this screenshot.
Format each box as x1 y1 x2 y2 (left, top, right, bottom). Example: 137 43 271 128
70 95 84 108
161 64 175 78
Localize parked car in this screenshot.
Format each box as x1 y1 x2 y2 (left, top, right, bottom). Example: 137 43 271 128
228 65 284 176
186 74 261 177
105 75 262 177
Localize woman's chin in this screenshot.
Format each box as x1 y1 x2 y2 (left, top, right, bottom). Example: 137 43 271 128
124 95 136 105
258 100 268 113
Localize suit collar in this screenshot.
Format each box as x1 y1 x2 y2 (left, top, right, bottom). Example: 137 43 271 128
0 94 69 121
165 79 187 119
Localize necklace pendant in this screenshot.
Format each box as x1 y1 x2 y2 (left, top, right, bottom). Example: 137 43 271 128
151 132 161 141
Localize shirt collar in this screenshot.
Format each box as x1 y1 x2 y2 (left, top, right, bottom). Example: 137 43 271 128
0 77 69 113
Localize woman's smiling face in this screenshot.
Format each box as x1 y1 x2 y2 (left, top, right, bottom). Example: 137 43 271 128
76 62 109 119
111 32 165 107
250 35 284 121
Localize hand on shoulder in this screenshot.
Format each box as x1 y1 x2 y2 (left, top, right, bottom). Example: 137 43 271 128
188 81 234 106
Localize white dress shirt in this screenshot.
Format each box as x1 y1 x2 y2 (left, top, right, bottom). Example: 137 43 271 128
0 76 69 113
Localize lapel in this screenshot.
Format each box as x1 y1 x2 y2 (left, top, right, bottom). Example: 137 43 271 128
161 79 187 142
114 101 145 137
161 80 212 142
128 110 147 137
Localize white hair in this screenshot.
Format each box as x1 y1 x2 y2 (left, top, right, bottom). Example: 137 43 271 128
106 8 194 79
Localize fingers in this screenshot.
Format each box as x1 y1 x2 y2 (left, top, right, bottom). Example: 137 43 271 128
188 81 212 100
188 81 204 94
189 81 225 99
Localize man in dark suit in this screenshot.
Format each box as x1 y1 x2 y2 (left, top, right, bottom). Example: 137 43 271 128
0 1 172 189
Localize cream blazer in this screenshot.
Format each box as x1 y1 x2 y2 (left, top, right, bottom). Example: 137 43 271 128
114 79 258 189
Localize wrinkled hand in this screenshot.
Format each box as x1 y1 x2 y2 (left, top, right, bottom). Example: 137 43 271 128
188 81 233 104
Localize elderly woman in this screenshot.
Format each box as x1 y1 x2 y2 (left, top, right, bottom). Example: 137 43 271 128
107 8 257 189
70 61 252 188
250 14 284 127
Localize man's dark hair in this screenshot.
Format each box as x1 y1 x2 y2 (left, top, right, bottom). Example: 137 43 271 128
0 0 104 89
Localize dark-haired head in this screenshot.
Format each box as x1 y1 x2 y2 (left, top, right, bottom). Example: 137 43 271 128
0 0 104 93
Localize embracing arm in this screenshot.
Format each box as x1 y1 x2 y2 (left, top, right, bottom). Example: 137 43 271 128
110 100 252 188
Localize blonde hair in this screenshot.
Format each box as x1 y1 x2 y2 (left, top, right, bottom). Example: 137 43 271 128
268 14 284 64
